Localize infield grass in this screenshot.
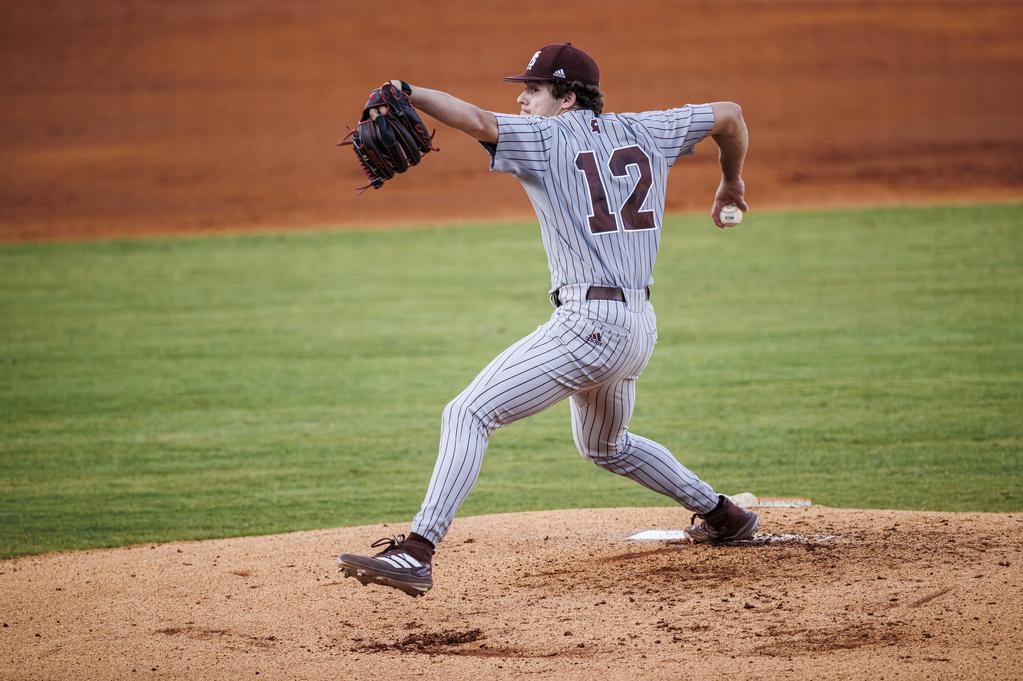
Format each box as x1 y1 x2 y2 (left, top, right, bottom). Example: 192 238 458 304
1 203 1021 557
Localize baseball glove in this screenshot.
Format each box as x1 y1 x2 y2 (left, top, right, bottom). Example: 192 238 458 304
338 81 437 192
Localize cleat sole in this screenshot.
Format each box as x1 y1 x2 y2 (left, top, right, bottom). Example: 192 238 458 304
338 562 430 598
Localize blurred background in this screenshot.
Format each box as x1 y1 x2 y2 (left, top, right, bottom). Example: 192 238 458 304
2 0 1021 241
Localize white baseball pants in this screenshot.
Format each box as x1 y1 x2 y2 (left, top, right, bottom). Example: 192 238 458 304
411 284 719 546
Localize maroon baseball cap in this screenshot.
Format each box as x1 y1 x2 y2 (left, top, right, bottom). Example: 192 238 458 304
502 43 600 87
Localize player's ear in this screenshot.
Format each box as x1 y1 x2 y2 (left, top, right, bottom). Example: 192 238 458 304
560 89 577 112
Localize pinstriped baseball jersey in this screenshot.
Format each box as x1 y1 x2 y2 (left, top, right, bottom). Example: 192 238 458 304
484 104 714 291
408 103 724 548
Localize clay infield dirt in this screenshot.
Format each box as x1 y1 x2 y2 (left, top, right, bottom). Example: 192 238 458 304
2 1 1022 241
2 2 1023 679
2 507 1022 680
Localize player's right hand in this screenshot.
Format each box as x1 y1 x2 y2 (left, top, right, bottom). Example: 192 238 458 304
712 178 748 228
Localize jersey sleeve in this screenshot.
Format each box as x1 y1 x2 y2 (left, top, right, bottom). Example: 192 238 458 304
479 113 552 177
622 104 715 167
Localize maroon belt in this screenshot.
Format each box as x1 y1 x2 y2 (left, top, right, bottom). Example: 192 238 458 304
585 286 622 302
553 286 651 307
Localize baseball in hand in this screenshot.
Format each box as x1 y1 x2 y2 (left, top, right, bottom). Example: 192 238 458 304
720 203 743 225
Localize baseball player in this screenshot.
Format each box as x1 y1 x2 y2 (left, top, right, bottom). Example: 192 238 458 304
339 43 756 597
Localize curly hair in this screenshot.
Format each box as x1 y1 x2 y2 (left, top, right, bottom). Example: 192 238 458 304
549 80 605 115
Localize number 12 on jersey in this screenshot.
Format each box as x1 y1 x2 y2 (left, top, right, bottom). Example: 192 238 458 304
575 145 656 235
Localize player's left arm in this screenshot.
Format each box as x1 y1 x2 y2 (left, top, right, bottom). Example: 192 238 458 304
708 101 749 228
392 81 498 144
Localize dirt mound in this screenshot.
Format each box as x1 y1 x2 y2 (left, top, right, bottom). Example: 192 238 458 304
2 507 1021 680
2 1 1023 242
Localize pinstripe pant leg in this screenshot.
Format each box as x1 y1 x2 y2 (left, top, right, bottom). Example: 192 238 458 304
411 325 578 546
570 378 719 515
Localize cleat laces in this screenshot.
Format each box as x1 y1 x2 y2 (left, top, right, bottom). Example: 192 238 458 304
370 534 406 556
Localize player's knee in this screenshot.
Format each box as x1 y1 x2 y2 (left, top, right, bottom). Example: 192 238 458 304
442 394 491 433
573 431 597 460
574 429 634 470
441 396 459 423
573 434 620 463
441 395 469 426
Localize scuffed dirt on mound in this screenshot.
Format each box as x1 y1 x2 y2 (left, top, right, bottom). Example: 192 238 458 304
1 507 1021 680
354 627 484 654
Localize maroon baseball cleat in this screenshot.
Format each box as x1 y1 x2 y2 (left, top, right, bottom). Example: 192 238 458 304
683 495 759 543
338 534 434 597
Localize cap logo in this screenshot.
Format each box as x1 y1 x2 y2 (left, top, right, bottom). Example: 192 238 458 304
526 51 540 71
553 68 566 79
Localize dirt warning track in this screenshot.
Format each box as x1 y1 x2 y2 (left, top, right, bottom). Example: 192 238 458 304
2 507 1021 680
2 1 1023 242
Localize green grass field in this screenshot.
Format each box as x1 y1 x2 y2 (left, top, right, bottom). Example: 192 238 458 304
1 203 1021 558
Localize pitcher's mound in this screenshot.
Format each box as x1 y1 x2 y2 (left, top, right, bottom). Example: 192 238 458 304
2 506 1021 680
